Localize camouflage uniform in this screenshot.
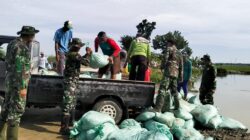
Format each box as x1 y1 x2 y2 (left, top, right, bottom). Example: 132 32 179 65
60 38 84 135
0 38 31 125
200 63 216 105
155 45 183 112
62 52 81 115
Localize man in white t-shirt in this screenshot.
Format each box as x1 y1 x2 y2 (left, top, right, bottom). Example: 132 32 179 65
38 52 48 71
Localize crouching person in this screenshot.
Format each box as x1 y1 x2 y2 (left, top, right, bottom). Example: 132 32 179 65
199 54 216 105
60 38 85 135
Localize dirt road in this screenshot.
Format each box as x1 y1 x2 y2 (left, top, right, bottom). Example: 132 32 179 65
20 108 67 140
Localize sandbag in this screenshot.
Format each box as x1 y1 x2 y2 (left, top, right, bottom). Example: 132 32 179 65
179 100 196 112
71 111 115 136
171 118 185 129
183 119 195 129
174 108 193 121
154 112 175 128
120 119 141 129
172 128 204 140
136 112 156 122
191 105 218 125
89 53 109 69
107 127 148 140
90 122 119 140
80 74 92 78
130 131 172 140
188 96 201 105
207 115 223 129
143 120 173 140
219 116 247 130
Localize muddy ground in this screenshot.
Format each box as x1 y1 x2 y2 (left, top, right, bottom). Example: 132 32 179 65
20 107 67 140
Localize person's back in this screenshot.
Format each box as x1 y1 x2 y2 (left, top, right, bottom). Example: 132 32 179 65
64 52 81 78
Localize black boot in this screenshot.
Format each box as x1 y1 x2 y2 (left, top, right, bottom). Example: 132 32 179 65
59 114 71 135
174 95 180 110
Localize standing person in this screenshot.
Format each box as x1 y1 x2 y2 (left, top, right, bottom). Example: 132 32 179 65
199 54 216 105
152 40 183 112
126 34 151 81
0 26 39 140
178 52 192 100
60 38 85 135
94 31 121 79
38 52 48 72
54 20 73 76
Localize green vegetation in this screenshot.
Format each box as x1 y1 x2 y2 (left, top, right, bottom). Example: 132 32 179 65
216 64 250 74
153 31 192 55
47 55 56 64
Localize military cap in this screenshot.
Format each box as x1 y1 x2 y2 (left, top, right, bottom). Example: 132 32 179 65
201 54 211 62
17 26 39 35
70 38 85 47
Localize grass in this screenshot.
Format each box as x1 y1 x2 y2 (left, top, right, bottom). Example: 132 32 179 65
215 65 250 73
150 67 202 83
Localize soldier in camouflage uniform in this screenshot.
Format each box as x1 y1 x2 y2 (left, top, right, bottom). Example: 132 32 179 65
60 38 85 135
0 26 39 140
199 55 216 105
152 40 183 112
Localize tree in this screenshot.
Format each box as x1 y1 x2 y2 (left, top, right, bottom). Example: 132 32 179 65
182 46 193 56
136 19 156 40
153 31 189 52
119 35 135 51
0 48 5 61
119 19 156 51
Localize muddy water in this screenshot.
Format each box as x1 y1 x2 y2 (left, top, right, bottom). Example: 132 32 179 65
193 75 250 130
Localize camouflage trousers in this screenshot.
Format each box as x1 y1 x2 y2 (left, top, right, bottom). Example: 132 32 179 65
199 90 214 105
62 77 78 115
0 81 27 125
158 76 179 112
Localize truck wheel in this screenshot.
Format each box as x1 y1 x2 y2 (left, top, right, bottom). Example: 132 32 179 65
93 99 123 124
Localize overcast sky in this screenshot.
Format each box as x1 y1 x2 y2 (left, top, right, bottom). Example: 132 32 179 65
1 0 250 63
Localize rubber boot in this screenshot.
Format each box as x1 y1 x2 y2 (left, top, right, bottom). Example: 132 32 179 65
152 94 165 112
0 121 7 140
6 124 18 140
59 114 71 135
173 95 180 110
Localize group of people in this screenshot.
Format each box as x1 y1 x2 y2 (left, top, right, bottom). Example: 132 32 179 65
0 20 217 139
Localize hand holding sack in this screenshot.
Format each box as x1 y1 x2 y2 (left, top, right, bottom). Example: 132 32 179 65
89 53 109 69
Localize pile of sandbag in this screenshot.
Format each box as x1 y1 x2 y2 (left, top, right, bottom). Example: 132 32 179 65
38 69 59 76
71 95 247 140
70 111 173 140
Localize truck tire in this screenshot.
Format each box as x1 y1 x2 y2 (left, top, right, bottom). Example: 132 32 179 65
93 98 123 124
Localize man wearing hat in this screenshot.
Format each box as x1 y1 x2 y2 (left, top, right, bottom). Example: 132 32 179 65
60 38 84 135
54 20 73 76
199 54 217 105
0 26 39 140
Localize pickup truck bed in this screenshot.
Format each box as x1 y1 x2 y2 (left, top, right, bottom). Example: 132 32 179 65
21 75 155 122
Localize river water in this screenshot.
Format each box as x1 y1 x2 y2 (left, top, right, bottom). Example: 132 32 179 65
193 74 250 130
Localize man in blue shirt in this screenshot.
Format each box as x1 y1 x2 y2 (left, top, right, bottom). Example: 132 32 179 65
54 21 73 75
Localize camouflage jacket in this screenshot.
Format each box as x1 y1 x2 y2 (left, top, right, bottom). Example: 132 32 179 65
200 64 217 91
161 45 183 79
64 52 81 78
5 38 31 89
